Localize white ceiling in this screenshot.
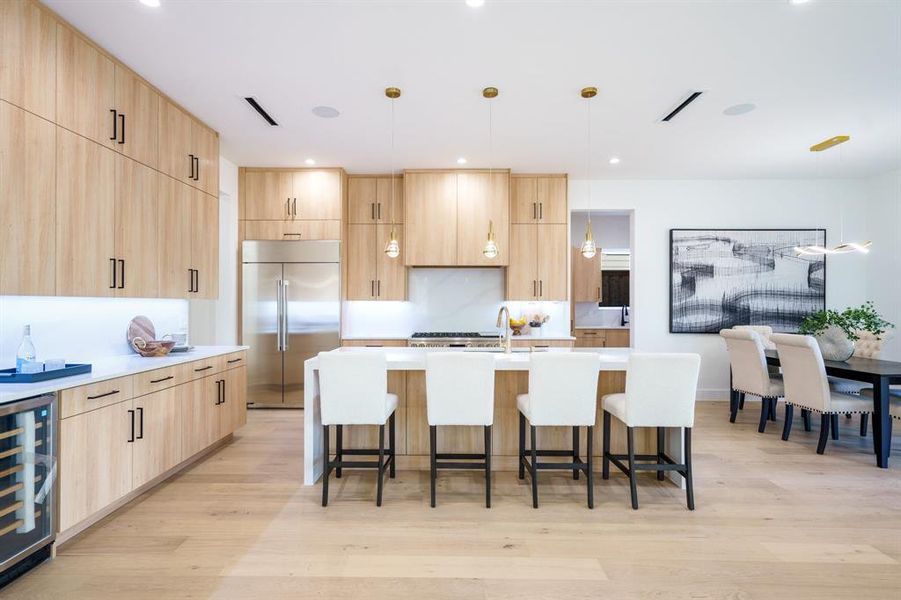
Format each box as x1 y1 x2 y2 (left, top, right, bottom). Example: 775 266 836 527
45 0 901 179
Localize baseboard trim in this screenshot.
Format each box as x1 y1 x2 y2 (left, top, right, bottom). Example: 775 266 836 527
55 434 235 549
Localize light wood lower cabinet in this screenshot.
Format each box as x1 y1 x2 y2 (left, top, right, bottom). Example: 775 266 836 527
573 328 631 348
59 356 247 538
243 219 340 241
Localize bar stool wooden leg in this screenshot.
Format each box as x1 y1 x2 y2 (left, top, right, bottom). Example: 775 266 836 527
335 425 343 479
572 426 580 480
429 425 437 508
530 425 539 509
685 427 695 511
518 413 526 480
656 426 665 481
602 410 611 480
376 424 385 507
782 404 794 441
484 425 492 508
389 413 396 478
321 425 330 507
627 426 638 510
586 425 594 509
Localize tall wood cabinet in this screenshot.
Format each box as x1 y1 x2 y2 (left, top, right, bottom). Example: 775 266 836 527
572 247 602 302
507 223 568 301
511 175 567 224
348 176 403 224
0 0 220 299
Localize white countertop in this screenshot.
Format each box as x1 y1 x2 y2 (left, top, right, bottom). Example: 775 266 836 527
306 346 630 371
0 346 248 405
340 334 577 341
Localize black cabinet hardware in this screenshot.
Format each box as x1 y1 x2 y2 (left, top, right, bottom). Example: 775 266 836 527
194 269 200 293
371 202 375 220
189 154 195 179
227 358 242 364
194 365 213 372
150 375 174 384
283 233 302 237
128 409 135 443
118 113 125 144
222 380 226 404
194 156 200 181
539 202 543 220
118 259 125 289
377 280 380 297
292 198 297 216
136 407 144 439
87 389 120 400
286 198 291 217
110 109 117 141
539 280 543 297
110 258 117 289
377 203 381 220
187 268 194 292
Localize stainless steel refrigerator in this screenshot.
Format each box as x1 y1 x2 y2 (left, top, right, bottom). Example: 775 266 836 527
242 241 340 408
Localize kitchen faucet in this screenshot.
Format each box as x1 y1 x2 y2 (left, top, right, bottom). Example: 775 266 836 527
496 306 512 353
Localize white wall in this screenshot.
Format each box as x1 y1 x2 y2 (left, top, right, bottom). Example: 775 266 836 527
866 169 901 361
189 156 240 345
569 178 873 397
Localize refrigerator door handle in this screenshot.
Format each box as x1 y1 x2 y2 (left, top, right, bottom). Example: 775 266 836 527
276 279 284 351
282 281 290 351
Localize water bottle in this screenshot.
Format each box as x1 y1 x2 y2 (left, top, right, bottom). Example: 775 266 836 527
16 325 36 373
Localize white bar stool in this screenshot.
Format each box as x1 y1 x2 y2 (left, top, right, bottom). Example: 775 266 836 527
425 352 496 508
602 352 701 510
318 352 397 507
720 329 785 432
517 353 600 509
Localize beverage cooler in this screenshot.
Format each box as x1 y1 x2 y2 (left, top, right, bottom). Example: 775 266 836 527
0 394 56 587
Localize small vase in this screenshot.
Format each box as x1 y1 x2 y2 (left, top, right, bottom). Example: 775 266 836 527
814 325 854 361
530 324 544 337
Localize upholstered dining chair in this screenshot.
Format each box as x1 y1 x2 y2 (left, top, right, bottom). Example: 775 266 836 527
829 331 892 436
731 325 781 413
771 334 872 454
318 351 397 507
720 329 784 432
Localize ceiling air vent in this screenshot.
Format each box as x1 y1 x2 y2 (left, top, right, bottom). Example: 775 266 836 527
660 91 703 122
244 97 278 126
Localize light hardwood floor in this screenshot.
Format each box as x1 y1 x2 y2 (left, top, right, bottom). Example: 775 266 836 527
5 402 901 599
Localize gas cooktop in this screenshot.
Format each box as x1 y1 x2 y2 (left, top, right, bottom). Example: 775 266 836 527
411 332 499 339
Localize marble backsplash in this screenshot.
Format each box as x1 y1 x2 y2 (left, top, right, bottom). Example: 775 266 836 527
342 268 571 338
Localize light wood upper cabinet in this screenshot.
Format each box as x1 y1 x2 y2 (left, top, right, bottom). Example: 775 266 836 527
158 177 193 298
572 247 602 302
158 99 193 183
0 101 56 296
295 170 342 220
132 387 180 489
507 223 568 301
537 223 568 300
511 175 567 223
404 172 458 266
348 176 404 224
346 224 377 300
115 155 159 298
114 65 159 169
377 224 406 300
0 0 56 121
56 127 116 297
191 190 219 299
56 24 115 148
376 177 404 223
243 170 293 220
59 400 133 532
193 119 219 196
242 220 340 241
456 171 509 266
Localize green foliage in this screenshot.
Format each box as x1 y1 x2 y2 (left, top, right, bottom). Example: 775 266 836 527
798 301 894 341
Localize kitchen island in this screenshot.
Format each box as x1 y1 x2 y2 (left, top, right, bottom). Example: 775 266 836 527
303 347 684 485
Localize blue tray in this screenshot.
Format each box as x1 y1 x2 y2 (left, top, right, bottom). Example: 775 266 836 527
0 364 92 384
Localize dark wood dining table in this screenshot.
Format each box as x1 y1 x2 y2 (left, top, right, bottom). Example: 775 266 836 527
765 350 901 468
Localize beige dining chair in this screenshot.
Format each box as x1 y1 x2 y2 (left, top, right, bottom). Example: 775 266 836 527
720 329 784 433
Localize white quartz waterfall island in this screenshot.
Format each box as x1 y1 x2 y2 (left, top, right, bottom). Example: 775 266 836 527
303 347 685 486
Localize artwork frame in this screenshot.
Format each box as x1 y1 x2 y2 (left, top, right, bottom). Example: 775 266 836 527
669 228 826 334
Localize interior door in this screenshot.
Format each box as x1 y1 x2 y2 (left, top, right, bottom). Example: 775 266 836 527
242 262 284 406
283 262 340 408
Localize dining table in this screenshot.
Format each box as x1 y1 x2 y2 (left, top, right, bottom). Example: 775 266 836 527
765 350 901 468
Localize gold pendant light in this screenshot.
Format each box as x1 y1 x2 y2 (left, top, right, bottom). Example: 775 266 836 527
580 86 598 259
794 136 871 256
482 87 500 259
384 87 401 258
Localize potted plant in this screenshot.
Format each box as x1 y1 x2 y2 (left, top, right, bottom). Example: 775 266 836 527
798 301 894 361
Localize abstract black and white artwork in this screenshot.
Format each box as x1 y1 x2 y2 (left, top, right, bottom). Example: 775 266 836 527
670 229 826 334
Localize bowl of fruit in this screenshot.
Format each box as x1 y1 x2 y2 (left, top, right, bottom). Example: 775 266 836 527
509 317 527 336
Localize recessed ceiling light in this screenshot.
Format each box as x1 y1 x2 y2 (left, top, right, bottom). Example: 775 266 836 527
723 103 757 116
789 0 811 4
139 0 161 7
457 157 467 165
312 106 340 119
608 157 620 165
466 0 485 7
304 158 316 166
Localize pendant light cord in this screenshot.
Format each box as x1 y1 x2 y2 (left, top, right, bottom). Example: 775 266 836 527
586 94 592 227
391 95 396 209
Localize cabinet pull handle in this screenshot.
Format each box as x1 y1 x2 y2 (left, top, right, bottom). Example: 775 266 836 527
282 233 302 237
110 258 117 289
187 269 194 293
194 365 213 372
227 358 242 364
150 375 174 384
118 259 125 289
377 280 381 297
189 154 195 179
598 286 601 301
377 203 381 220
371 280 375 297
539 202 543 220
222 380 227 404
128 409 135 443
136 407 144 439
194 269 200 294
539 280 543 297
194 156 200 181
292 198 297 216
286 198 291 217
118 113 125 144
110 109 117 141
532 280 536 297
371 202 375 220
532 202 536 220
87 389 120 400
